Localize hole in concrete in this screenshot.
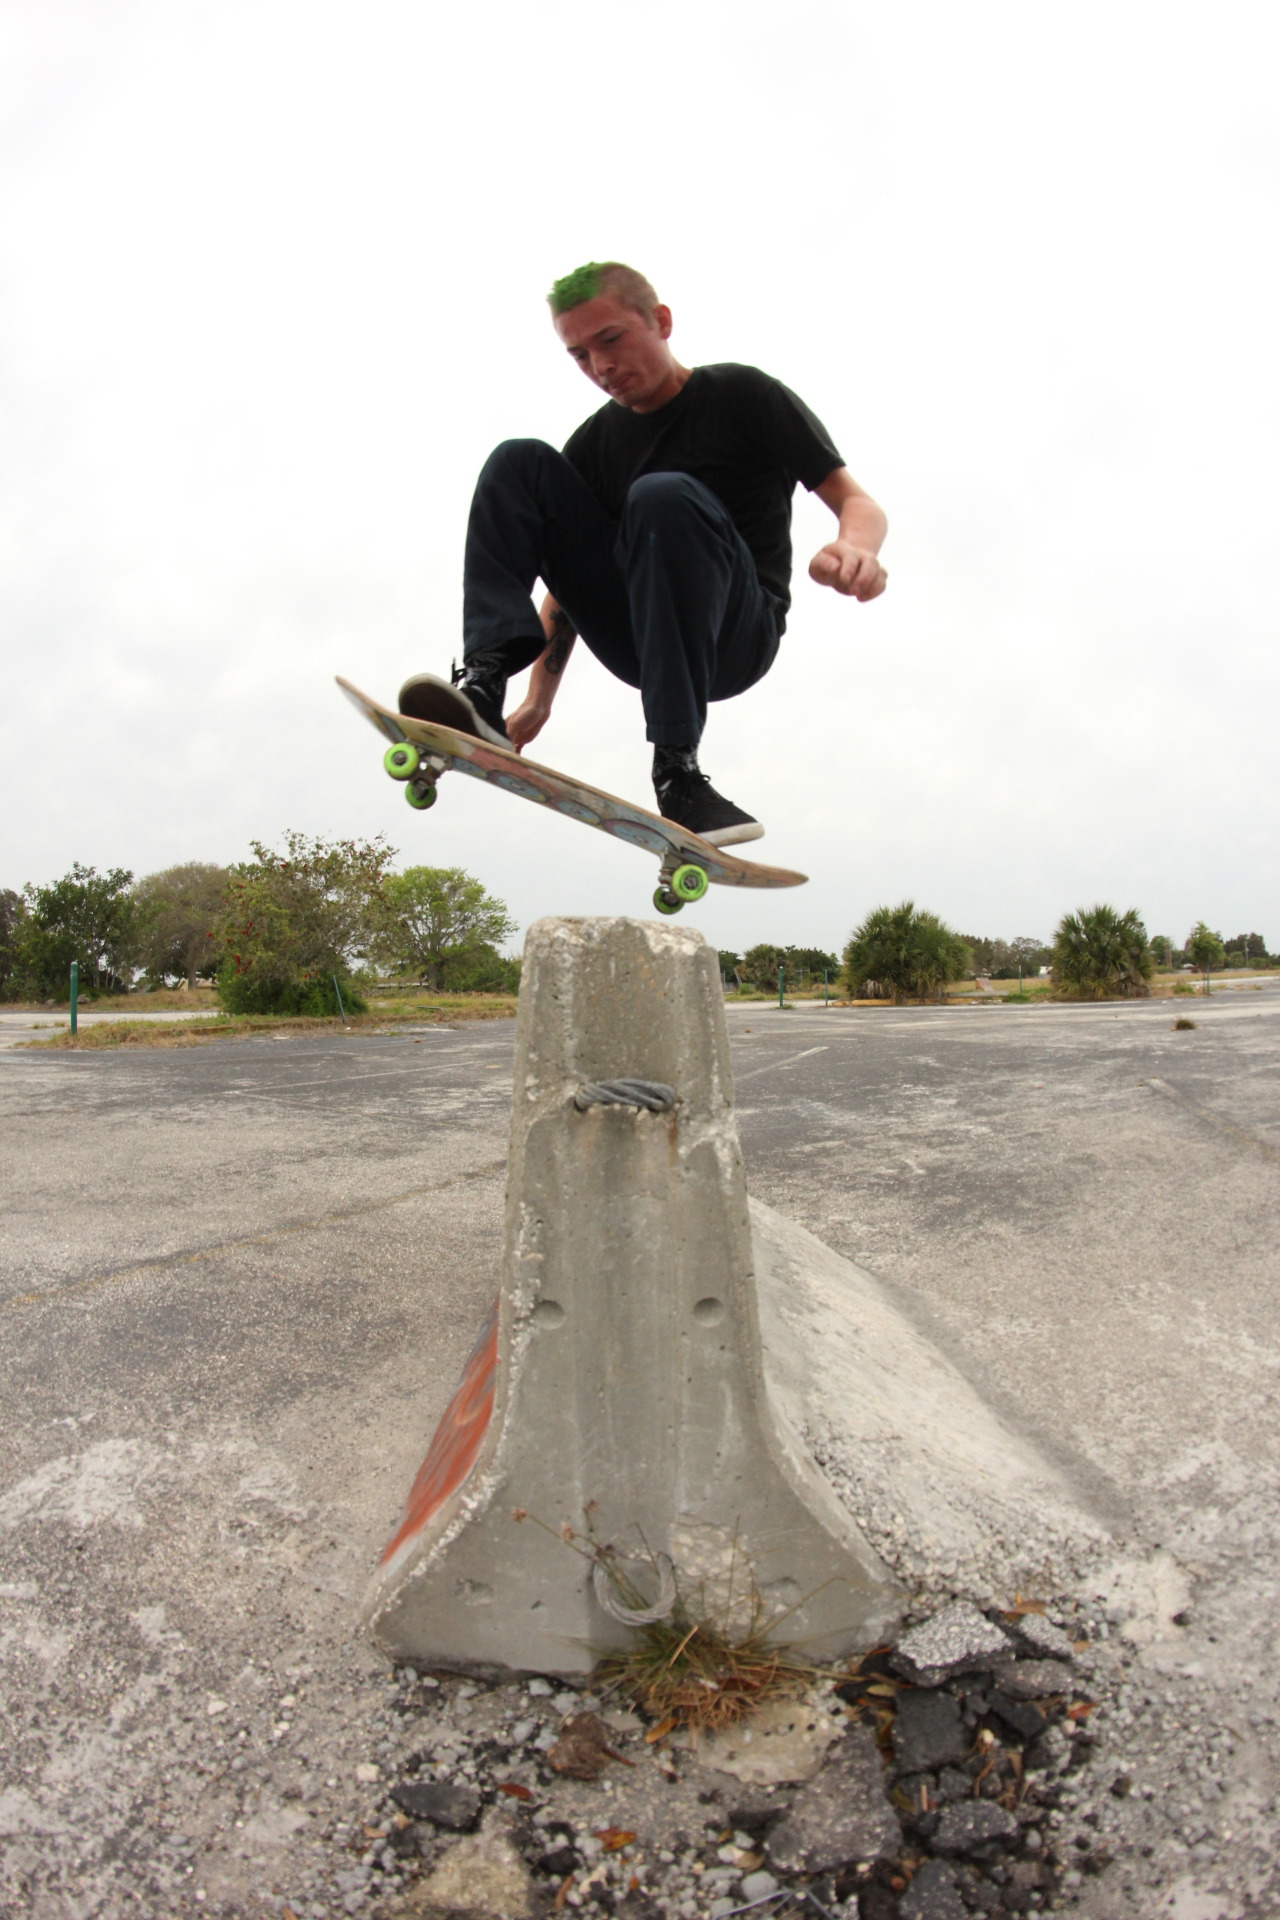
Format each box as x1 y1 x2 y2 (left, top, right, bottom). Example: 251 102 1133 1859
532 1299 566 1327
692 1297 726 1325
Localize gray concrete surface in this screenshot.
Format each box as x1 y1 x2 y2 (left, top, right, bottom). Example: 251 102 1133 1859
728 987 1280 1691
2 985 1278 1916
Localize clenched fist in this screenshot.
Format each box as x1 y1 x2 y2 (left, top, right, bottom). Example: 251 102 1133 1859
809 540 888 601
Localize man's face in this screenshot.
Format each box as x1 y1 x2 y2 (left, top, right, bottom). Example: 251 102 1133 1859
553 293 679 412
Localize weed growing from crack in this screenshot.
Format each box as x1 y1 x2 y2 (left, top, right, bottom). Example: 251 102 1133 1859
511 1504 819 1734
595 1598 816 1736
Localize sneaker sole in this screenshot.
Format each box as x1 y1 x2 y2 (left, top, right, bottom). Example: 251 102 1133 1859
658 811 766 848
397 673 509 748
700 820 765 847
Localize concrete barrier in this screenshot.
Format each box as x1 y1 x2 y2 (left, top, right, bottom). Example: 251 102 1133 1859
362 916 902 1674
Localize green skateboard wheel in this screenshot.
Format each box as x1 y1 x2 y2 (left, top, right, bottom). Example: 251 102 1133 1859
384 741 421 781
653 887 683 915
405 779 438 810
671 862 709 902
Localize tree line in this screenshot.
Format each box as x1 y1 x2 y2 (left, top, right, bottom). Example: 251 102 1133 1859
834 903 1271 1004
0 836 518 1010
716 945 841 991
2 849 1266 1012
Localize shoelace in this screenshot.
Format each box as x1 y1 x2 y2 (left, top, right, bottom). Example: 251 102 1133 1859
657 768 711 800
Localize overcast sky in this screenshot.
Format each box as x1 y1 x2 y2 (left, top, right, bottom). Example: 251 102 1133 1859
3 0 1277 957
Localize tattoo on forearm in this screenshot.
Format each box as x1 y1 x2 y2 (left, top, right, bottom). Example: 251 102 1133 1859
545 609 577 677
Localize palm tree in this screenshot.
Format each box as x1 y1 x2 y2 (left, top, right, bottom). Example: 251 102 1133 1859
1052 905 1153 999
1186 921 1226 995
843 902 971 1003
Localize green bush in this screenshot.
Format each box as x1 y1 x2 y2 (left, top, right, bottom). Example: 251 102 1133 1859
216 832 393 1014
843 902 971 1003
442 944 521 993
1052 904 1153 999
216 966 367 1017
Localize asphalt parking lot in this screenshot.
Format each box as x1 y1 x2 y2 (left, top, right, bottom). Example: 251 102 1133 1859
2 984 1278 1917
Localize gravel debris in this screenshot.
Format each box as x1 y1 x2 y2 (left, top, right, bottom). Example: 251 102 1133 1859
2 1575 1272 1919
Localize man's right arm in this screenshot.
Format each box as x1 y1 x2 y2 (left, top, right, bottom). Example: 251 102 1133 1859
504 597 577 753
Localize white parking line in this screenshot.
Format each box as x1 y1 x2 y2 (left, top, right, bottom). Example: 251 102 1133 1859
734 1046 828 1083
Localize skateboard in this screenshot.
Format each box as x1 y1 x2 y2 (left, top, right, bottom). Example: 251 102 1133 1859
337 677 806 913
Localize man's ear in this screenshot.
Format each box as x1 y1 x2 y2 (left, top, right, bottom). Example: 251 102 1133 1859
653 303 674 340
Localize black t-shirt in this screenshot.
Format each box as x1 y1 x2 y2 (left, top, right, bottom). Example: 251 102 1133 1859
561 363 843 624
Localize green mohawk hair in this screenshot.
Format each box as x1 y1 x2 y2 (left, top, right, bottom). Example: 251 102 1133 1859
548 262 605 316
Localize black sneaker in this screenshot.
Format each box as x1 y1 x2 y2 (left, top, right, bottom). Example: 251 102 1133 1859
654 767 763 847
398 659 511 748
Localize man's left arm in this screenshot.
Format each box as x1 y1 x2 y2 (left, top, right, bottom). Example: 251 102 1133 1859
809 468 888 601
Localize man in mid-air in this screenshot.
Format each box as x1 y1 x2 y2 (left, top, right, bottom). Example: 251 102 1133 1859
400 261 887 845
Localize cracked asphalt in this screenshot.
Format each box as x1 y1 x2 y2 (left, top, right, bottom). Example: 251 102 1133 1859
2 982 1277 1916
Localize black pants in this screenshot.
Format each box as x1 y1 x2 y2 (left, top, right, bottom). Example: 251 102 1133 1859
462 438 779 746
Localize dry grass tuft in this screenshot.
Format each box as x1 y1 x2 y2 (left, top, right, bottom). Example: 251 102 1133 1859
597 1606 814 1735
510 1509 821 1736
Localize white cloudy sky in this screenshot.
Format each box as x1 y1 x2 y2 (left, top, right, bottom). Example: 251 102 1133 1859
2 0 1277 956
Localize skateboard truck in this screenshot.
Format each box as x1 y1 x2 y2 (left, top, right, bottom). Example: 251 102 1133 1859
383 740 444 811
653 860 710 916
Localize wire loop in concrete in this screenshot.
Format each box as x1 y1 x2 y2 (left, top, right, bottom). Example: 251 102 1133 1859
573 1079 676 1112
591 1549 678 1625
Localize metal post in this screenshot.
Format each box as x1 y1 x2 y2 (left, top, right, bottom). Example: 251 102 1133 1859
778 964 784 1009
333 975 348 1024
824 967 829 1008
70 961 78 1036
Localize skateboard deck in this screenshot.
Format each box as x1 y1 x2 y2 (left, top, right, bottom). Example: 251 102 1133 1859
337 677 806 911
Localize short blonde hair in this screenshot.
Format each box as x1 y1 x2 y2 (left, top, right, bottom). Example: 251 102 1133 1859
548 261 660 320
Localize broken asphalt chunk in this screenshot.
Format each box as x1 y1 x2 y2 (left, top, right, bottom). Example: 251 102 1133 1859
1005 1611 1075 1660
900 1856 969 1920
766 1725 899 1874
889 1604 1014 1687
892 1690 971 1773
986 1689 1049 1741
932 1800 1020 1856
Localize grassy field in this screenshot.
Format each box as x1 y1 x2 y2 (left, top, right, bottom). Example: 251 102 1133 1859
726 968 1279 1010
3 986 225 1014
13 987 519 1050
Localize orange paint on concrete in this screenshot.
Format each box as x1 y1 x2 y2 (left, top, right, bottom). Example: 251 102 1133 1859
381 1296 499 1564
